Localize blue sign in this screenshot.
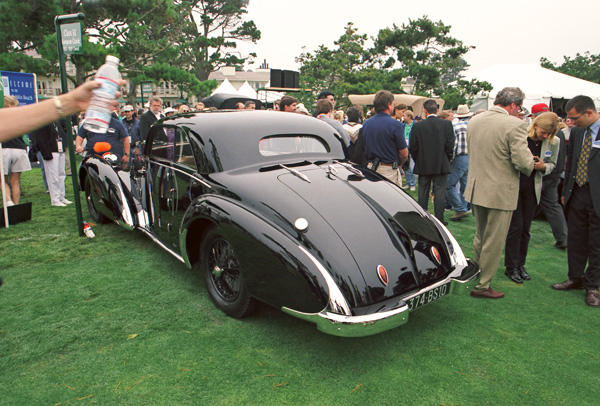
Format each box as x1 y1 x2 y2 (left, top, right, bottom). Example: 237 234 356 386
1 70 37 106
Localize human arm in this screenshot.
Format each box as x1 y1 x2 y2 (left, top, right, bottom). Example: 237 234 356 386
122 136 130 163
535 139 559 174
445 123 455 161
408 126 418 163
139 113 151 143
398 147 408 166
509 121 534 176
75 135 85 154
1 80 122 143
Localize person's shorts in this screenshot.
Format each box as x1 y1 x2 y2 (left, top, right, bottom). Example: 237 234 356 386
2 148 32 174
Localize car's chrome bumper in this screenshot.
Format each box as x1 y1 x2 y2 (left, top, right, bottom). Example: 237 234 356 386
282 265 480 338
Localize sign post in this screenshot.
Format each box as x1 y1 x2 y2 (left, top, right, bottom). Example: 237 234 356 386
55 13 85 236
140 81 153 109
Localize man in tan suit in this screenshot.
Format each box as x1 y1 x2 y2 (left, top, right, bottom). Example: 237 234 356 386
465 87 535 299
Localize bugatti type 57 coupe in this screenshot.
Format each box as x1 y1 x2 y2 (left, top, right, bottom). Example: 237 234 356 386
79 110 480 337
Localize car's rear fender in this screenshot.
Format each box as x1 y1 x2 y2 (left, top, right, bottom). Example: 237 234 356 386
180 196 350 314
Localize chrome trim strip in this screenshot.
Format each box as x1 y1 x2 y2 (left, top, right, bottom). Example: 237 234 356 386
430 215 468 266
171 165 211 189
298 245 352 316
138 228 186 264
117 187 135 228
180 228 192 268
282 266 481 337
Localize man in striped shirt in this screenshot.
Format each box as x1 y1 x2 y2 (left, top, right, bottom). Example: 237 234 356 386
448 104 473 221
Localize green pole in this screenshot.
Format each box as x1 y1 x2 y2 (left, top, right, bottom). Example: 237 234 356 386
55 13 85 237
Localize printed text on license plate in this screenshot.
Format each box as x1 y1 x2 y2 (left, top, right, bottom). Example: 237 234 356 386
406 282 451 311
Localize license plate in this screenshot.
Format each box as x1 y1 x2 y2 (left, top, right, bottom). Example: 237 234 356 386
405 282 451 311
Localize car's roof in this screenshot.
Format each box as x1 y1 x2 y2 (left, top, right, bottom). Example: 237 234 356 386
160 110 347 171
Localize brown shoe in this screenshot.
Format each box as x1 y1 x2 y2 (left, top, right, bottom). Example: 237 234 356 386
551 279 584 290
586 290 600 307
450 211 470 222
470 287 505 299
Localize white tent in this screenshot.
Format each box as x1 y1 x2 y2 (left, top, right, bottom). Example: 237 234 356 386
211 78 237 95
237 81 258 99
464 64 600 112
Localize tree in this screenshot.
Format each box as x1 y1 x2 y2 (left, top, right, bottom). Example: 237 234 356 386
373 16 474 95
541 52 600 84
182 0 261 81
296 23 407 108
0 0 260 102
295 18 489 110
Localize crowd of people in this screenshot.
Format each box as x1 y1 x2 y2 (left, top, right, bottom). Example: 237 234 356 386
2 82 599 308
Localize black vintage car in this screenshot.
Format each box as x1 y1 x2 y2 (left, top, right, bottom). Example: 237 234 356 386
79 110 480 337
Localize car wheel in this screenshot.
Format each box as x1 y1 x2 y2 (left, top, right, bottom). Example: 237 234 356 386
200 227 255 318
85 175 109 224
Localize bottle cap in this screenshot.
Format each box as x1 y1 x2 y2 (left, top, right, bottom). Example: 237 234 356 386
105 55 120 65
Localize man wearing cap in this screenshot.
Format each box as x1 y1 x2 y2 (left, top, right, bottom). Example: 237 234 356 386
530 103 568 249
551 95 600 307
409 99 455 224
465 87 534 299
447 104 473 221
122 105 141 147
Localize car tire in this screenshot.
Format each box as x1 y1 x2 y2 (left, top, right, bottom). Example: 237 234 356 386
200 227 255 318
85 175 109 224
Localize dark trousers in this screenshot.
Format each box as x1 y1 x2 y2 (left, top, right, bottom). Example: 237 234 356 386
567 185 600 290
540 176 568 243
418 174 447 223
504 184 537 269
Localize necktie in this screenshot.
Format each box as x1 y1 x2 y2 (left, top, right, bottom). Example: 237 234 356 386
575 127 593 186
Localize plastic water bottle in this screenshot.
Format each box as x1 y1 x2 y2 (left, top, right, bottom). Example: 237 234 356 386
83 55 121 134
83 221 95 238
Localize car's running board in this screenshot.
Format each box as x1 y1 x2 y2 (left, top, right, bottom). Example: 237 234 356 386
138 228 186 265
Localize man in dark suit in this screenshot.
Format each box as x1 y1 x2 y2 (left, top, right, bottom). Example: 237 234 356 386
409 99 455 224
139 96 164 143
552 95 600 307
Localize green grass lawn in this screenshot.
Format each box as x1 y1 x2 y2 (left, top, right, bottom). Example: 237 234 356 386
1 168 599 405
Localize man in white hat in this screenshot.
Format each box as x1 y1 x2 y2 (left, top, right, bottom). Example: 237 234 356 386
122 105 141 147
448 104 473 221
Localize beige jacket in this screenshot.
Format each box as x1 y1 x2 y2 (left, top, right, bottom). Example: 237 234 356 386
464 106 535 211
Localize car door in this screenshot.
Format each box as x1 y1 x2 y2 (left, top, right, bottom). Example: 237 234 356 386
146 124 206 249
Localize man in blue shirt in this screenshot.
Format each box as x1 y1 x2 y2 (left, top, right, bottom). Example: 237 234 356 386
122 105 141 147
362 90 408 186
76 113 130 163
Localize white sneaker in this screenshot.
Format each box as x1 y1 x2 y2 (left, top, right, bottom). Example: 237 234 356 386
61 198 73 205
6 200 15 207
410 186 416 191
52 201 67 207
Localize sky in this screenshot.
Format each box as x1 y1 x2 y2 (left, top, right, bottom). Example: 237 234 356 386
236 0 600 76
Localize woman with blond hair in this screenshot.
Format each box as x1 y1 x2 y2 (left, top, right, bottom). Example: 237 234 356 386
505 112 560 283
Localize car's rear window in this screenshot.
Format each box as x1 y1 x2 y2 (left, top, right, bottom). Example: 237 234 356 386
258 135 329 156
